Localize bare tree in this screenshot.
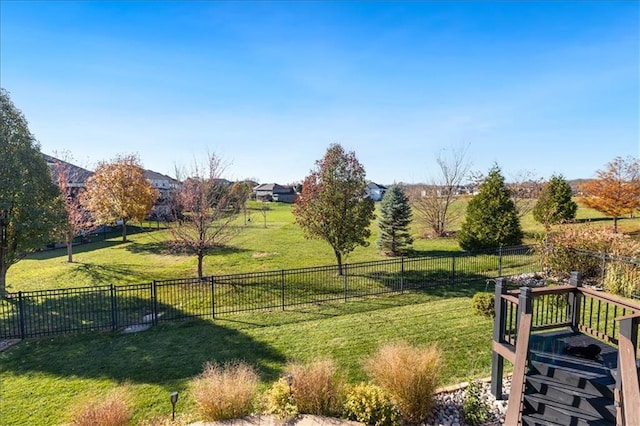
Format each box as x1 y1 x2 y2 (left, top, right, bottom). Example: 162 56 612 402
166 154 241 279
410 144 471 237
508 169 543 218
260 202 269 228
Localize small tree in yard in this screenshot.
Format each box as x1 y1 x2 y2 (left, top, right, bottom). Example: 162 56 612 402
533 174 577 229
53 156 92 263
293 144 375 275
377 184 413 256
457 164 523 250
0 88 66 296
167 154 241 279
580 156 640 233
410 144 470 237
82 154 157 242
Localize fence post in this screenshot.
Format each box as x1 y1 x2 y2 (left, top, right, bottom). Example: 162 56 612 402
211 276 215 319
400 257 405 293
151 281 158 326
568 271 582 332
281 270 286 311
110 284 118 331
600 252 606 287
344 264 348 302
498 246 503 277
491 278 506 398
18 291 26 340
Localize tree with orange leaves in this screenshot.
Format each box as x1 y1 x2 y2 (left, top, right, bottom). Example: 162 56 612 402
82 154 158 242
580 156 640 233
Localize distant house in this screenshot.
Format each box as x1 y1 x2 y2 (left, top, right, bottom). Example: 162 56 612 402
144 169 180 219
365 181 387 201
253 183 298 203
43 154 93 190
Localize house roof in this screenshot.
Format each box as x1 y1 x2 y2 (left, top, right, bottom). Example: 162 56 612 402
144 169 179 183
366 181 387 190
42 154 93 186
254 183 295 194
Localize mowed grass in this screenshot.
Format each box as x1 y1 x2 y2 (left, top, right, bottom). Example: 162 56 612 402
8 199 639 293
0 287 499 425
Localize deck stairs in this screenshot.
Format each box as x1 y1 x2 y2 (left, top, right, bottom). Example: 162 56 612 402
520 331 620 426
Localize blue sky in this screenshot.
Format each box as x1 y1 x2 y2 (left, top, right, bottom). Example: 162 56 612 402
1 1 638 184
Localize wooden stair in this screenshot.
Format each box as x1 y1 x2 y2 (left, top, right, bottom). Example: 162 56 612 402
521 334 617 426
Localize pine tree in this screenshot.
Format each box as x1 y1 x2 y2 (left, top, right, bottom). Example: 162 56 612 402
376 185 413 256
533 174 577 228
457 165 523 250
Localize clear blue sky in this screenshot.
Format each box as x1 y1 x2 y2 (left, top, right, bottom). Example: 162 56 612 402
2 1 638 184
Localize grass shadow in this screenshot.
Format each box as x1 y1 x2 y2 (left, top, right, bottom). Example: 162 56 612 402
0 295 286 384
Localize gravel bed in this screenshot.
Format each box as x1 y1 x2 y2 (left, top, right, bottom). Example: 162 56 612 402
424 377 511 426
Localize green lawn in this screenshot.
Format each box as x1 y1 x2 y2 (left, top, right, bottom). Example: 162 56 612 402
8 200 638 293
0 286 501 425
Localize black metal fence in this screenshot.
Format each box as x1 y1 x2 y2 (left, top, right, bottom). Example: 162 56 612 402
0 245 538 339
567 249 640 300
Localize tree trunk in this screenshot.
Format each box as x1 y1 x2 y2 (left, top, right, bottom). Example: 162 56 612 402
0 263 7 298
66 232 73 263
197 252 204 280
122 219 128 242
334 249 343 276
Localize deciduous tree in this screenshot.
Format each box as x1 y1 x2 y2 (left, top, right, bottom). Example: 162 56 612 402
533 174 577 229
0 88 66 295
82 154 157 242
166 154 241 279
580 156 640 233
53 156 92 262
457 164 523 250
376 184 413 256
293 144 375 275
410 144 470 237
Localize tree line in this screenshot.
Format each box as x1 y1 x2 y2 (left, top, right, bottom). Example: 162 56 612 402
2 87 639 295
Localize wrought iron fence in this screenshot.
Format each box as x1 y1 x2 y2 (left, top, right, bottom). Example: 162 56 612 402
568 249 640 300
0 245 538 339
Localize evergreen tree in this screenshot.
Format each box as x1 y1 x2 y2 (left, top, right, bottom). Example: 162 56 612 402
458 165 523 250
533 174 577 228
0 88 66 295
376 185 413 256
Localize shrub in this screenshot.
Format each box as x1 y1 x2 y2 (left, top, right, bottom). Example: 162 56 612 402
365 341 442 424
343 383 400 426
285 358 344 416
462 380 490 426
472 293 494 318
70 388 132 426
262 377 299 420
190 360 259 421
604 262 640 298
539 225 640 282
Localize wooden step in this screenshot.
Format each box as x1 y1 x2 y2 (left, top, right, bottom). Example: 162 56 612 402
525 377 615 422
524 394 615 426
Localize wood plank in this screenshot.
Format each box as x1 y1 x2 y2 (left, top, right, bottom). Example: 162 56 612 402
492 340 516 364
505 311 533 426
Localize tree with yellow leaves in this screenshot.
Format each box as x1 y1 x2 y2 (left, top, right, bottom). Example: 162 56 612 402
82 154 158 242
580 156 640 233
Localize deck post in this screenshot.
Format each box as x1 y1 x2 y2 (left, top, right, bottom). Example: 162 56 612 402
491 278 507 398
568 271 582 332
504 286 533 426
617 316 640 426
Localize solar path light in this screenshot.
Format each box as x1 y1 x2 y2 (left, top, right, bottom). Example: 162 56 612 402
170 391 179 420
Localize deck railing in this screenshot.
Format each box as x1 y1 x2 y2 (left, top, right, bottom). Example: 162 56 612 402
491 272 640 425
